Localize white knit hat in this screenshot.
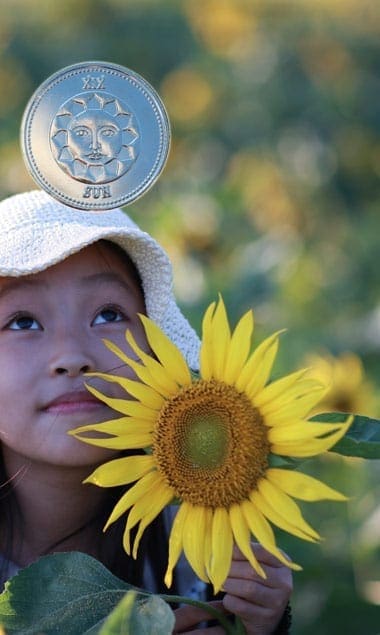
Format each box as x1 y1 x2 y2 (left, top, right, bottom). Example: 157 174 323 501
0 190 200 369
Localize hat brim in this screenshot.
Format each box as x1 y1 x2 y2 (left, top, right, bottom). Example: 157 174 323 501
0 190 200 369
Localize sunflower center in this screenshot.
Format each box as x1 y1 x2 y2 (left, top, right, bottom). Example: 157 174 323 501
153 379 270 508
184 414 228 468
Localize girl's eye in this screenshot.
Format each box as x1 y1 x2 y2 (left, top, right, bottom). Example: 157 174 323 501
92 307 125 325
7 314 41 331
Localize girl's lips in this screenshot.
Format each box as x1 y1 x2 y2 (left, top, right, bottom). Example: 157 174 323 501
43 391 106 415
45 400 106 415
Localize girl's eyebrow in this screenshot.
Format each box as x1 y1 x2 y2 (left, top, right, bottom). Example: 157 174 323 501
80 272 136 294
0 273 136 301
0 279 47 300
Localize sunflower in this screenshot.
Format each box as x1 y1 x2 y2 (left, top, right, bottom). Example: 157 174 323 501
70 297 352 593
305 351 378 417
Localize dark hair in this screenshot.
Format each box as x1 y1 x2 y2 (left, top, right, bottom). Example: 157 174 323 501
0 455 172 593
97 239 144 293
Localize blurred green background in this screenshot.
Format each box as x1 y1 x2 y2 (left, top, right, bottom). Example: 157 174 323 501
0 0 379 632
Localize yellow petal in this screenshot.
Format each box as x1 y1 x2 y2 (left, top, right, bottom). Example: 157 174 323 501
132 483 174 558
123 523 132 556
203 507 213 580
140 314 192 386
268 421 348 444
266 469 347 502
236 331 284 394
210 507 233 593
257 479 320 541
200 301 216 380
254 369 308 409
70 418 152 437
126 330 180 395
223 310 254 385
71 431 152 450
101 337 134 366
245 340 279 399
165 502 189 588
182 505 209 583
264 378 325 408
105 489 133 533
85 372 164 410
272 416 353 457
210 296 231 380
242 498 301 571
84 454 155 487
104 338 171 398
84 384 157 420
229 504 265 578
123 480 169 553
261 384 328 423
104 470 160 529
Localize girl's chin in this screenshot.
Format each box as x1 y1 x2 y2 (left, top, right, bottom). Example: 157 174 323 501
29 437 119 469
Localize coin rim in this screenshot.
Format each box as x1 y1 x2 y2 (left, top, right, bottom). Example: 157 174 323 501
20 60 171 210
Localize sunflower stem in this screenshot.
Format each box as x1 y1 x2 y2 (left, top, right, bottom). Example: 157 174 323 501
234 616 247 634
158 593 239 634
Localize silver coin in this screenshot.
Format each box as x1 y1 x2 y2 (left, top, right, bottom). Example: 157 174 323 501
20 61 171 210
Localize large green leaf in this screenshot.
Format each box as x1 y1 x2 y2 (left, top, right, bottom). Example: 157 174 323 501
312 412 380 459
0 552 173 635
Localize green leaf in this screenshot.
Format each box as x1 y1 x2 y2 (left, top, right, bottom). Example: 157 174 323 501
0 552 137 634
268 454 304 468
100 591 175 635
311 412 380 459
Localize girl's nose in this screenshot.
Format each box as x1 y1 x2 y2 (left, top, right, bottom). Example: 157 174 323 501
54 361 91 377
49 342 96 378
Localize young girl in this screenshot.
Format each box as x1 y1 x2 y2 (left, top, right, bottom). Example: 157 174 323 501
0 189 292 634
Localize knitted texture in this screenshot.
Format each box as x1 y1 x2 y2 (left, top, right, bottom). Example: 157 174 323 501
0 190 200 369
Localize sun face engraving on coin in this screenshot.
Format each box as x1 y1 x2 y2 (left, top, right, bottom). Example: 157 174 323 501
50 92 139 184
21 61 170 210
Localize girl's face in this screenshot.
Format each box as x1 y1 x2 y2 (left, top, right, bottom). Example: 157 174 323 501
0 242 147 469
